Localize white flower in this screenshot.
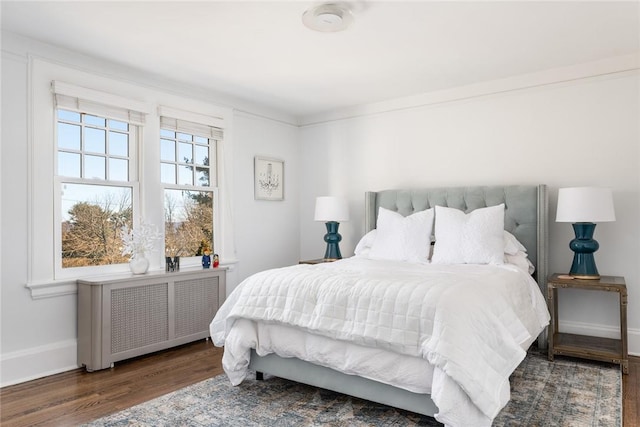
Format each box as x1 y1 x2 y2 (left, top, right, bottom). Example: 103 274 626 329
120 222 161 256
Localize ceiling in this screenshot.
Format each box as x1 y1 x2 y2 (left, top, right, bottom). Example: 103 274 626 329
2 1 639 119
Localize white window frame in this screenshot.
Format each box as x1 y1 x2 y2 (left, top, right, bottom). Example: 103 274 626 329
50 84 148 280
159 106 224 268
26 58 234 299
53 105 142 279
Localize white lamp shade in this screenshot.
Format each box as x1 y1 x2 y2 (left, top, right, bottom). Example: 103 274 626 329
556 187 616 223
314 196 349 222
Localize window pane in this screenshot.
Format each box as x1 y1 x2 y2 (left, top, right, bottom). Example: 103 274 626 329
160 139 175 161
109 131 128 156
61 183 132 268
177 132 192 142
85 128 106 153
196 167 209 187
178 165 193 186
58 110 80 122
109 158 128 181
160 129 175 138
194 145 208 166
58 123 81 150
58 152 81 177
85 155 106 180
161 163 176 184
84 114 105 127
179 142 192 164
108 119 128 131
164 189 213 257
194 136 208 145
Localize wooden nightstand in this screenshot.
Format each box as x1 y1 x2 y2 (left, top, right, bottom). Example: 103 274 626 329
299 258 337 265
547 273 628 374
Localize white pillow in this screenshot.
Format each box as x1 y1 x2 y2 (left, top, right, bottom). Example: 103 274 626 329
368 207 434 263
504 230 527 255
354 229 377 257
432 204 505 265
505 251 535 274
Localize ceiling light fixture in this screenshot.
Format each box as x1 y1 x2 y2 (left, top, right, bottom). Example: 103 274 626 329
302 3 354 32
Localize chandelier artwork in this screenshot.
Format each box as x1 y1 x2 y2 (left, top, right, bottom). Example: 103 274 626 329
254 156 284 201
259 162 280 195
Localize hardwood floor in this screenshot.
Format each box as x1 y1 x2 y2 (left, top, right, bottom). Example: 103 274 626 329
0 340 224 426
624 354 639 427
1 341 638 426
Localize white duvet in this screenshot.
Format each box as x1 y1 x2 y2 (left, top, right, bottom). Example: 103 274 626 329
210 257 549 427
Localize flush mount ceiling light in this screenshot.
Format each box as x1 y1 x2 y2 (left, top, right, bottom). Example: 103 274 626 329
302 3 354 32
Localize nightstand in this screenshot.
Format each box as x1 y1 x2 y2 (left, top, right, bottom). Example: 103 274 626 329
299 258 337 265
547 273 628 374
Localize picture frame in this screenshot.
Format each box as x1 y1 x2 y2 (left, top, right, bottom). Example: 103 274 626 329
254 156 284 201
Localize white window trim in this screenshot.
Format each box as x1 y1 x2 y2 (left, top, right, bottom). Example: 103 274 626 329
160 106 222 267
53 178 140 280
53 81 150 123
158 105 224 130
25 57 236 299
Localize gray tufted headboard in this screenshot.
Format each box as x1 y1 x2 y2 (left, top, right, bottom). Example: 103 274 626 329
365 185 548 287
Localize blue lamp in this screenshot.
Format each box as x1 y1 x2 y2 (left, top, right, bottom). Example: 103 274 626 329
556 187 615 279
314 196 349 260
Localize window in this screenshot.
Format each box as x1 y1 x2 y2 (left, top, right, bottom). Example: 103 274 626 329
56 109 137 269
27 65 232 298
47 80 147 279
160 116 221 259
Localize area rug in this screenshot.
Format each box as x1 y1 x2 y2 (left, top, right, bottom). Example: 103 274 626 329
84 350 621 426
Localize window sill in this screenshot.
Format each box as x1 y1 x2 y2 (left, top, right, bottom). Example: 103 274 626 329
26 258 238 299
26 279 78 300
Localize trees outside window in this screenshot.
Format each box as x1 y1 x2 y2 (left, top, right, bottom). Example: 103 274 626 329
160 126 217 258
57 109 137 269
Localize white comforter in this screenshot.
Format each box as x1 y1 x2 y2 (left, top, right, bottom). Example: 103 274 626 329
210 257 549 427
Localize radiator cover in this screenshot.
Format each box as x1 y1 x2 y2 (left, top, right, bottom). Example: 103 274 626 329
78 268 226 371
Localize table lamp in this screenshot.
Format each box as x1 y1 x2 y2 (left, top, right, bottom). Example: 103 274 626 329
314 196 349 260
556 187 615 279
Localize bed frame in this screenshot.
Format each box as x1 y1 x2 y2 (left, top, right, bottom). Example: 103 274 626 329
249 185 548 417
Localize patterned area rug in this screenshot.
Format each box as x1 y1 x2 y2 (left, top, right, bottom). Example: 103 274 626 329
84 350 621 426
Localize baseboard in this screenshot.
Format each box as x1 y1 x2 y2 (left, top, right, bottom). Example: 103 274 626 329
0 339 78 387
560 320 640 356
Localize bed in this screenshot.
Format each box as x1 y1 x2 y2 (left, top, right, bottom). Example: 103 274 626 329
210 185 549 427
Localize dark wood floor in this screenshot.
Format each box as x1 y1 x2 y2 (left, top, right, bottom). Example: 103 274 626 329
0 340 224 426
1 340 638 426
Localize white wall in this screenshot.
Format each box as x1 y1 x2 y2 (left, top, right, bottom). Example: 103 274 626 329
299 65 640 355
0 34 301 386
232 112 300 282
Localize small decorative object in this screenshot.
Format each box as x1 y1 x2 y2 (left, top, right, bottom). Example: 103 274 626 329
556 187 616 279
202 251 211 269
165 256 180 272
254 156 284 200
120 221 161 275
314 196 349 260
201 239 213 269
129 253 150 275
213 254 219 268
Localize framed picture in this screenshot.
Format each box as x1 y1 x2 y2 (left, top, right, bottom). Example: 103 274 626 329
254 156 284 201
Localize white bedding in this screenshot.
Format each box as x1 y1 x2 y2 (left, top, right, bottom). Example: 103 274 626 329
210 257 550 427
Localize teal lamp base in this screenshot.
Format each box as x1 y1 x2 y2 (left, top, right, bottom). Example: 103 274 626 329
323 221 343 260
569 222 600 279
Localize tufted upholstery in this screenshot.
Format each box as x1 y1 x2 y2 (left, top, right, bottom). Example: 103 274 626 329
365 186 547 284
